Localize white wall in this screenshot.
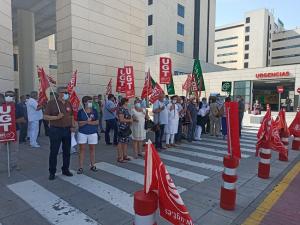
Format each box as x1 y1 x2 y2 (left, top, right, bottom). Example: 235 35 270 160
56 0 146 96
0 0 14 92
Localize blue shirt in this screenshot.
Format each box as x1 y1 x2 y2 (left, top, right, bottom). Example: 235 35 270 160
103 100 116 120
15 103 24 131
77 109 99 135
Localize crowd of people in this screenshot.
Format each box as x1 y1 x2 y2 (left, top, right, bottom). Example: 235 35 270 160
0 88 245 181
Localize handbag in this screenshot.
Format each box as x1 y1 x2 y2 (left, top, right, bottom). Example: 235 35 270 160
118 125 132 137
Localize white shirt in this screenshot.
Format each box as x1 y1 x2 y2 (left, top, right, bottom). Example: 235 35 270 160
153 100 168 125
26 98 43 122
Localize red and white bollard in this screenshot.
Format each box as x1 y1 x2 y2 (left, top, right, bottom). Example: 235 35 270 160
220 156 239 210
133 190 158 225
258 148 272 179
292 135 300 151
279 135 289 161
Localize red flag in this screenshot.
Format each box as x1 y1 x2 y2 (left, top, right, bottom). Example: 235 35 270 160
149 83 164 104
225 102 241 159
67 70 77 94
116 67 126 93
276 109 289 136
256 107 272 156
190 75 199 93
269 118 288 157
144 143 194 225
159 57 172 84
69 91 80 121
289 111 300 136
124 66 135 99
182 74 193 91
37 67 50 107
141 70 152 99
106 78 112 95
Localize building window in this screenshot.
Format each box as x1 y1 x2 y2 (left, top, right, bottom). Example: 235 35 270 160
13 54 18 72
177 4 185 18
245 44 249 50
177 22 184 35
272 53 300 59
217 44 238 49
244 62 248 68
148 0 153 5
217 52 238 57
272 44 300 51
245 26 250 32
244 53 249 59
148 35 153 46
177 40 184 53
217 60 238 64
273 35 300 42
148 15 153 26
270 24 272 30
215 36 238 42
245 35 249 42
246 17 250 23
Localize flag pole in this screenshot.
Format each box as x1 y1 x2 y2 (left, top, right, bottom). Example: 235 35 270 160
38 66 61 113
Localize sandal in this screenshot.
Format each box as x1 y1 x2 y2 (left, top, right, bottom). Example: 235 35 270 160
90 166 97 172
123 155 131 161
77 168 83 174
117 158 126 163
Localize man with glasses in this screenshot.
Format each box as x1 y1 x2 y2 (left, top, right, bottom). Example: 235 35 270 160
44 87 76 180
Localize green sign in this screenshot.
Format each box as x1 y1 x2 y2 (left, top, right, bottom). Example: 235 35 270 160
222 81 232 93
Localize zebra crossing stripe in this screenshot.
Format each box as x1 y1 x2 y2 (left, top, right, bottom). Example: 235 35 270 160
59 172 134 215
159 153 223 172
130 159 209 183
181 143 250 158
189 141 256 153
95 162 186 193
199 138 255 148
167 148 224 161
7 180 100 225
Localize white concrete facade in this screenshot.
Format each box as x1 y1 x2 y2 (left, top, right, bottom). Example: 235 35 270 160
0 0 14 92
56 0 146 96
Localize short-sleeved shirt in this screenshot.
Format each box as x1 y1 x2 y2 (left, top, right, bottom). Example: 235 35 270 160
77 108 99 135
187 103 198 122
103 100 117 120
153 100 168 125
44 100 73 128
26 98 43 122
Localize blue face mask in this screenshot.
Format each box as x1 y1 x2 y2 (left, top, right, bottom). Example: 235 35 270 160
135 103 141 108
63 93 69 100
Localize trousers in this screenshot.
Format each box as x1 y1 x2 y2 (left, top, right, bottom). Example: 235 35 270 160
28 120 39 146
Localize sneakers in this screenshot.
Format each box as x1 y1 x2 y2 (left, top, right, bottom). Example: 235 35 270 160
49 174 55 180
31 144 40 148
62 170 73 177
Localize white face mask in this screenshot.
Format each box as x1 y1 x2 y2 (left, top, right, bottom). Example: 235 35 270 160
172 100 177 104
5 96 14 102
87 102 93 108
63 93 69 100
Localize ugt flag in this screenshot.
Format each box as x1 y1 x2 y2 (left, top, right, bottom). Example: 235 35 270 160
37 67 50 107
144 142 194 225
116 67 126 93
124 66 135 99
149 82 164 104
160 57 172 84
67 70 77 94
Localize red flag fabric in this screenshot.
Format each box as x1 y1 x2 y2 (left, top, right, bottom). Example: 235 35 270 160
141 70 152 99
190 75 199 93
67 70 77 94
124 66 135 99
149 83 164 104
159 57 172 84
69 91 80 121
225 102 241 159
276 109 290 136
269 118 288 157
37 67 50 107
289 111 300 137
106 78 112 95
144 143 194 225
256 107 272 156
182 74 193 91
116 67 126 93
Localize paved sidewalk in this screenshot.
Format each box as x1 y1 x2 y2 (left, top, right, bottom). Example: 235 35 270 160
242 160 300 225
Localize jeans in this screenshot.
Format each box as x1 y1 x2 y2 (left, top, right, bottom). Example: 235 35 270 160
49 127 71 175
105 119 118 144
28 120 39 146
99 113 104 130
187 121 196 142
175 119 183 142
155 124 165 148
239 114 244 136
19 122 28 143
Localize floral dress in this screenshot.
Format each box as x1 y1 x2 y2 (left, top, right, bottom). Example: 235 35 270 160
118 107 131 143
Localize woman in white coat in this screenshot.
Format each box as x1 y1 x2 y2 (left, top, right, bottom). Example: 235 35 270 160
165 96 180 148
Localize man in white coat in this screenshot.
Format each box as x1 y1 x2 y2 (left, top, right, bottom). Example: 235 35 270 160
165 96 180 147
26 91 43 148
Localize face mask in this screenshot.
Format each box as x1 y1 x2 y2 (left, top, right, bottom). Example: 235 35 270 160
135 103 141 108
5 96 14 102
87 102 93 108
192 100 196 104
94 99 98 103
63 93 69 100
180 100 184 104
172 100 177 104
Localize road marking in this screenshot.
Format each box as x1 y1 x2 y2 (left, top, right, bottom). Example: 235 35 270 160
167 148 224 161
59 172 134 215
181 143 250 158
199 138 255 148
7 180 99 225
95 162 186 193
202 136 257 144
189 142 256 153
130 159 209 183
242 161 300 225
159 153 223 172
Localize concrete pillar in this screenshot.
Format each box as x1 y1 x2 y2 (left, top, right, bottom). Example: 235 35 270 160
17 9 35 95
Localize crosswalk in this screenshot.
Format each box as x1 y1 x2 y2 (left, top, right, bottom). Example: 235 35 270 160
5 127 258 225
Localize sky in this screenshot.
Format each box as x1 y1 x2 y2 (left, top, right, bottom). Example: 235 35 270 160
216 0 300 30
